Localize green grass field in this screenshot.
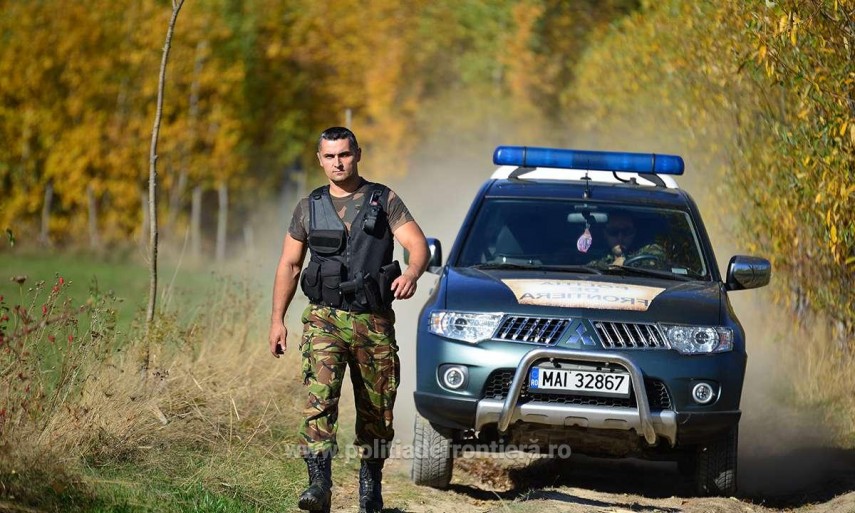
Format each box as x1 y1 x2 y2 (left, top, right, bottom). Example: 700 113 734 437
0 250 258 330
0 250 309 513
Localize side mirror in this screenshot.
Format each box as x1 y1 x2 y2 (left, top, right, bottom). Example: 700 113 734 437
404 237 443 274
725 255 771 291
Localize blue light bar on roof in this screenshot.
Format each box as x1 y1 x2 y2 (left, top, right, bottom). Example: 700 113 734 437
492 146 685 175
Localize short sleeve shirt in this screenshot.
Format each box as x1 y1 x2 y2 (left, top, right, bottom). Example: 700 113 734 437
288 180 414 242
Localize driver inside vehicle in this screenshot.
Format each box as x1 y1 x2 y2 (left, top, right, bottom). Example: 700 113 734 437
589 211 666 268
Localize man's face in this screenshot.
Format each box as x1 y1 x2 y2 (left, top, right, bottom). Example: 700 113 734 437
604 215 636 252
317 138 361 185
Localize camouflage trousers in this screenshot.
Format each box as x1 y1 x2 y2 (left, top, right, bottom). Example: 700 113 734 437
299 304 400 459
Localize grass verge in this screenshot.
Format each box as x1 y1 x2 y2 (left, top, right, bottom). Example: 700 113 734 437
0 251 308 512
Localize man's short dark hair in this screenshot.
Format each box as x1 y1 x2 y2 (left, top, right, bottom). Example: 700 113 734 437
318 127 359 152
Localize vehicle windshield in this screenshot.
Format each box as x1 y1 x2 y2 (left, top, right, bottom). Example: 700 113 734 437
456 199 709 279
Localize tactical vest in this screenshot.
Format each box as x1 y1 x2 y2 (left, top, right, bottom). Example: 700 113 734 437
299 182 400 313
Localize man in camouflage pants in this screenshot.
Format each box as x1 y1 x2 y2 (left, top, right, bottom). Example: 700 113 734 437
269 127 429 513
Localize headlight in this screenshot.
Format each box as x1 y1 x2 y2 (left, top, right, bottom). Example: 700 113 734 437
429 311 502 343
660 325 733 354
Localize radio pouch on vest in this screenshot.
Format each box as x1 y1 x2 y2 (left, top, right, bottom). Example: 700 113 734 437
300 261 322 303
320 260 345 307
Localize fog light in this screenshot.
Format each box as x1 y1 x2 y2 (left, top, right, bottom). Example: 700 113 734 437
692 382 716 404
440 365 468 390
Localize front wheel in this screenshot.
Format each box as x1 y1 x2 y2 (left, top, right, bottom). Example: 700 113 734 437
693 425 738 496
410 413 454 489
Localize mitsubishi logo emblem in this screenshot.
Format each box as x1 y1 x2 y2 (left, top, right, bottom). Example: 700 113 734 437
564 319 598 347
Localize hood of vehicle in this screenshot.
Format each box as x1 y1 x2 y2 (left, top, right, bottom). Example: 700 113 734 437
442 267 722 325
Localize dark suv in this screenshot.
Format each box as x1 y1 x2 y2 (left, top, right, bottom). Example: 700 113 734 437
409 146 770 496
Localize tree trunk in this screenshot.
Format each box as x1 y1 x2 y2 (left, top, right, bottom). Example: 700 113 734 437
166 170 187 236
87 184 100 250
243 222 254 260
167 40 206 236
39 182 53 246
191 185 202 259
146 0 186 340
216 181 228 262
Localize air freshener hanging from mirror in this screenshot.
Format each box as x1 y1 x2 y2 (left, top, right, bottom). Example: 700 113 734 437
576 222 592 253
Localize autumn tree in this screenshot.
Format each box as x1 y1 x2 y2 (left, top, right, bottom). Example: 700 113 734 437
568 0 855 340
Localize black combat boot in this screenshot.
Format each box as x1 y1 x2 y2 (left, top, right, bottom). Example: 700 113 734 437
298 454 332 513
358 458 384 513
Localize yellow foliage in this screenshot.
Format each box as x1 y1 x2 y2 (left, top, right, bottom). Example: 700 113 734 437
568 0 855 341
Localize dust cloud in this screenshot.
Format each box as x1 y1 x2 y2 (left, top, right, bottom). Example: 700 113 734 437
384 137 501 446
733 288 852 499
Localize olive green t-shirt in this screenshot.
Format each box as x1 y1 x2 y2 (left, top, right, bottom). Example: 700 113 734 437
288 180 414 242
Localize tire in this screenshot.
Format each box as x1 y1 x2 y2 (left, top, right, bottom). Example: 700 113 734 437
410 412 454 489
693 425 738 496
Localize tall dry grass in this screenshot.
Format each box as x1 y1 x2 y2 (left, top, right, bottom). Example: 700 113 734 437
0 272 307 510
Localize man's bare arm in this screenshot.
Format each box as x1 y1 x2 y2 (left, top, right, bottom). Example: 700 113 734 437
391 220 429 300
269 234 307 357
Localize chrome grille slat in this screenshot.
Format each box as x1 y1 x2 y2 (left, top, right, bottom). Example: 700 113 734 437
523 318 539 340
495 316 568 344
645 324 659 345
597 322 615 346
614 324 626 348
533 319 552 343
498 320 514 339
594 322 669 349
512 317 529 340
621 323 636 348
546 320 565 342
633 324 645 346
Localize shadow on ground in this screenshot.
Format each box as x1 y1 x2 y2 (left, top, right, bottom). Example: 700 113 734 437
739 446 855 508
442 445 855 509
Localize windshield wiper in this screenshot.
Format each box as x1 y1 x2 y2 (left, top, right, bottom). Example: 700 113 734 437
601 265 692 281
537 265 603 274
470 263 603 274
471 262 539 270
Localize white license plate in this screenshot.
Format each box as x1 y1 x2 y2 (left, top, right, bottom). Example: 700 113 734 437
529 367 631 398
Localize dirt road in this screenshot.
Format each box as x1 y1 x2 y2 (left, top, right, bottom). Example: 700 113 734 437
328 446 855 513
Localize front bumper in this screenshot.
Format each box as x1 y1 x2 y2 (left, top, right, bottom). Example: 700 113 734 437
414 391 478 432
415 345 743 447
486 348 663 445
475 399 678 445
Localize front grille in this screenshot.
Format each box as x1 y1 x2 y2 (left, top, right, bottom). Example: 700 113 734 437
647 380 672 410
523 389 635 407
594 322 669 349
482 369 672 410
483 369 516 399
495 316 569 344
